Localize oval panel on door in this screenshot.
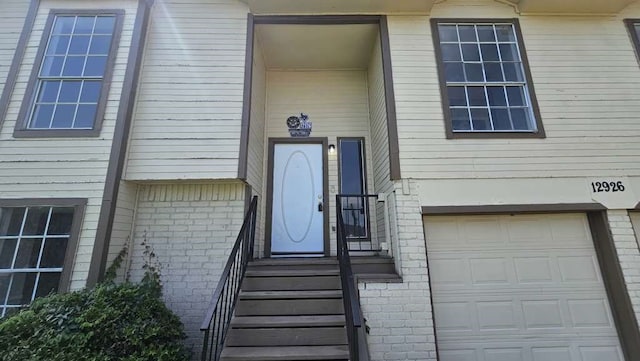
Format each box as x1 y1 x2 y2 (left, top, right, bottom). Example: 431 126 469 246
280 150 315 243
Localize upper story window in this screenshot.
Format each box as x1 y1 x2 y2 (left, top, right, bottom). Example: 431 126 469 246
0 200 85 317
431 19 544 138
625 20 640 62
15 10 123 138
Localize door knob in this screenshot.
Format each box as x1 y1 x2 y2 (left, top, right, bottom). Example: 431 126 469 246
318 202 323 212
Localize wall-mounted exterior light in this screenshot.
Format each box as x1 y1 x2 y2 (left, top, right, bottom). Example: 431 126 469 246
328 144 336 154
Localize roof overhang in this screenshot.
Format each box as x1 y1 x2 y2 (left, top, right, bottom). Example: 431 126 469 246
491 0 636 15
242 0 636 15
241 0 435 15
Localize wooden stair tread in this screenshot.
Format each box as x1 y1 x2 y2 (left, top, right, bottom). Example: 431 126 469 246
232 315 345 328
249 258 338 266
355 273 403 283
240 290 342 299
245 269 339 277
220 345 349 360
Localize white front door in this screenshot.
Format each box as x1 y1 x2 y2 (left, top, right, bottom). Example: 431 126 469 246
271 143 324 255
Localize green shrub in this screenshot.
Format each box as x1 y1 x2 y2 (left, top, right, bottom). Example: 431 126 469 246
0 246 190 361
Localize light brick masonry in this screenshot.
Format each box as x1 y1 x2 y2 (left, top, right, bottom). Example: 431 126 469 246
607 210 640 324
127 182 246 357
359 180 438 361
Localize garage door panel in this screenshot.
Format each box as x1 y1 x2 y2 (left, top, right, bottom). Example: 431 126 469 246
435 295 615 337
531 347 572 361
439 340 623 361
430 250 602 289
425 213 623 361
426 214 593 251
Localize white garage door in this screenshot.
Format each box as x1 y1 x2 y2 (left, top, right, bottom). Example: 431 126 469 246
424 213 624 361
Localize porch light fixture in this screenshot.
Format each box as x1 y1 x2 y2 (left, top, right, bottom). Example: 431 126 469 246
328 144 336 154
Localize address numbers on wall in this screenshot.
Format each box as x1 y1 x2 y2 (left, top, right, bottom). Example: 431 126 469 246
591 181 626 193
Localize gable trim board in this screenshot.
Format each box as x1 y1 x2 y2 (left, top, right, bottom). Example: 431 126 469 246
0 0 40 130
236 14 402 181
422 205 640 361
87 0 154 287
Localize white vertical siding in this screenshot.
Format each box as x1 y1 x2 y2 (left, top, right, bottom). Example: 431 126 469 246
388 0 640 179
0 0 138 290
247 38 266 254
0 0 30 91
125 0 249 181
264 70 377 253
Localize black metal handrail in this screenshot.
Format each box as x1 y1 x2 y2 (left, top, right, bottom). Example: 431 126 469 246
200 196 258 361
336 195 371 361
337 194 379 252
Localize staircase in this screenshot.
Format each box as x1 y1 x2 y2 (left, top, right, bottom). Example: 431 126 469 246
220 258 350 361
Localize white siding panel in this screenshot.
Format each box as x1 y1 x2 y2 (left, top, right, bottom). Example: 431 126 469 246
107 180 138 282
367 35 393 250
125 0 249 181
247 38 266 254
388 11 640 179
0 0 30 92
0 0 138 290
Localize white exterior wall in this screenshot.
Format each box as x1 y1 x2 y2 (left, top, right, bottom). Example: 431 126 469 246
387 0 640 208
264 70 377 254
128 182 246 355
107 180 138 281
367 34 394 251
608 210 640 324
359 180 437 361
247 38 266 255
0 0 138 290
125 0 249 181
0 0 30 91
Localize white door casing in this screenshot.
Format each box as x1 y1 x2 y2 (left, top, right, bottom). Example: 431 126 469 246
424 213 624 361
270 143 324 254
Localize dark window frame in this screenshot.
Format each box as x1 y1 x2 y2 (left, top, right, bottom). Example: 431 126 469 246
337 137 371 241
0 198 86 296
624 19 640 64
431 18 545 139
14 9 124 138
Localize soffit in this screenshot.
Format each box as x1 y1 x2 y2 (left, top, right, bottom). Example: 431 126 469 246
242 0 433 14
255 24 378 70
506 0 636 14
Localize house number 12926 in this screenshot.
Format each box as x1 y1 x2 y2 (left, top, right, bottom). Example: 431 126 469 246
591 181 625 193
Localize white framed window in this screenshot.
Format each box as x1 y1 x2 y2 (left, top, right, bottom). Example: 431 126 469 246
0 201 85 317
432 19 544 138
15 10 123 137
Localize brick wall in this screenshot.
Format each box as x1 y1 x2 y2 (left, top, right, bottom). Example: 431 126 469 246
358 180 438 361
127 182 246 356
607 210 640 323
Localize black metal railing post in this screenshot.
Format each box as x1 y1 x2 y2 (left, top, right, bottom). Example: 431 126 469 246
200 196 258 361
336 195 370 361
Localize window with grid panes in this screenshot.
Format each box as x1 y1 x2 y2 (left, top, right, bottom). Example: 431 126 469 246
0 206 75 317
27 14 118 130
434 21 539 133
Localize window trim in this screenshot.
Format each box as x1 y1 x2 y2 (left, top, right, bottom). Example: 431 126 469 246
624 19 640 65
14 9 124 138
431 18 545 139
0 198 86 293
337 137 371 241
